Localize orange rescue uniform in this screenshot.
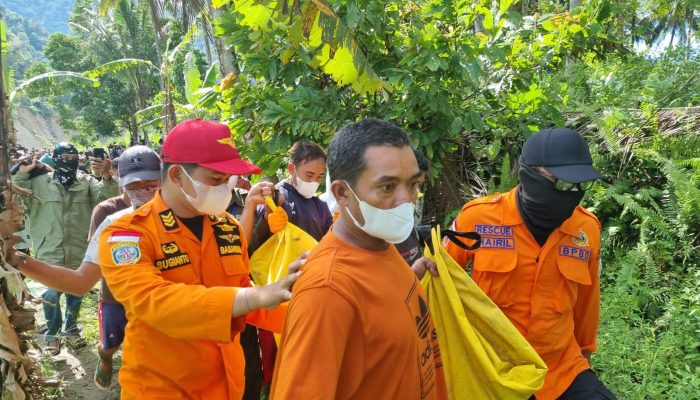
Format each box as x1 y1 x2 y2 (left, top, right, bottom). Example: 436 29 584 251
98 192 285 399
445 187 601 400
271 231 448 400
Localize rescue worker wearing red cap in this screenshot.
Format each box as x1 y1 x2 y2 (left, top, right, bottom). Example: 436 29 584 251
97 119 300 399
445 128 616 400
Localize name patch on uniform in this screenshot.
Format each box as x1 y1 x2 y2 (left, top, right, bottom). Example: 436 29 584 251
156 241 191 270
559 245 591 261
481 237 515 249
213 222 242 256
475 224 513 237
475 224 514 249
111 242 141 266
159 209 179 231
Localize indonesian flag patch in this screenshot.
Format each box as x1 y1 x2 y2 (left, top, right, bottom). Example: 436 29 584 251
109 230 142 265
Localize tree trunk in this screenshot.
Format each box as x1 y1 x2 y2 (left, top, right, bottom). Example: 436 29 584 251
472 0 485 34
204 34 213 65
146 0 176 134
210 4 237 76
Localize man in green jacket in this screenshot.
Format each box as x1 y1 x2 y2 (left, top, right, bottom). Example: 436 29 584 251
13 142 119 354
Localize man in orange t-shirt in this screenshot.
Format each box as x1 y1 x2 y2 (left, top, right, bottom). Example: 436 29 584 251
97 119 300 399
445 128 617 400
271 119 447 400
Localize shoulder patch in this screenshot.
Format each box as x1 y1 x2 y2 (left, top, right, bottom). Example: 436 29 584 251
108 230 142 243
159 209 179 231
111 241 141 265
571 228 590 247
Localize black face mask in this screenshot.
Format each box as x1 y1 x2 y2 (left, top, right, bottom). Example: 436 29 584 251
54 159 79 188
516 165 584 246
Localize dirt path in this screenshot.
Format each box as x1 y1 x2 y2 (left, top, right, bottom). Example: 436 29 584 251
27 282 121 399
44 343 121 400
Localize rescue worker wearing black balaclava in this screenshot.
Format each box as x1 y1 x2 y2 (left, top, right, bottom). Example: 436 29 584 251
12 142 119 355
516 128 602 246
53 143 81 188
445 128 617 400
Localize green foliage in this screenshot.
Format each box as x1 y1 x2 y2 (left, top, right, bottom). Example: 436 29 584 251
0 5 49 81
18 0 162 144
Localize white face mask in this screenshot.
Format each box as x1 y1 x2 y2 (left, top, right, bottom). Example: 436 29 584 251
344 182 415 244
180 167 235 215
293 167 321 199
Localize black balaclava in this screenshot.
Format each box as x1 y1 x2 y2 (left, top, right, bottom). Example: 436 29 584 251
53 143 79 188
516 164 585 246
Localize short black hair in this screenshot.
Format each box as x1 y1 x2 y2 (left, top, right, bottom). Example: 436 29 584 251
161 162 198 182
327 118 411 185
289 140 326 166
414 149 429 174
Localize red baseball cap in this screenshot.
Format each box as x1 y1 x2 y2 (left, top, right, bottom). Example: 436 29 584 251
161 119 261 175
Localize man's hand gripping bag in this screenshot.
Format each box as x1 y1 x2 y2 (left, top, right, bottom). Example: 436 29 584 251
249 197 318 286
421 226 547 399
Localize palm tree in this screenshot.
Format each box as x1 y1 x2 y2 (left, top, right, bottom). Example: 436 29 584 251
638 0 699 49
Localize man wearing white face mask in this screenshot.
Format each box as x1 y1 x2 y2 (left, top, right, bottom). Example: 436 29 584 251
250 140 332 251
272 119 447 399
93 119 301 399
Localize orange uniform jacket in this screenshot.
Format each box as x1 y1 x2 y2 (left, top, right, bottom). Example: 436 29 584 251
445 188 601 400
98 193 285 399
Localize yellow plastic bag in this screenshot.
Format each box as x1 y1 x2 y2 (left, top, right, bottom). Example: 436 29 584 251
421 226 547 400
249 197 318 286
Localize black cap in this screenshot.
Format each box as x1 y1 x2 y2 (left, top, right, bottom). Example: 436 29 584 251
53 142 78 159
520 127 604 183
118 145 162 187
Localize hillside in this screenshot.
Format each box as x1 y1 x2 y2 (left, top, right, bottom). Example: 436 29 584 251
11 106 68 149
2 0 73 34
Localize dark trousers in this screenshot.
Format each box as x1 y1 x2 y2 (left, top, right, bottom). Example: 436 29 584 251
531 369 617 400
241 324 263 400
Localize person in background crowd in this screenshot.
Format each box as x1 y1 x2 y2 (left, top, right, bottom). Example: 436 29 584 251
10 146 161 390
95 119 300 399
396 149 432 267
271 118 447 399
445 127 616 400
12 142 118 355
39 152 55 168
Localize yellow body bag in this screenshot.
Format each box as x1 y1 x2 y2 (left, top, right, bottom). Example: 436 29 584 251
249 197 318 286
421 227 548 399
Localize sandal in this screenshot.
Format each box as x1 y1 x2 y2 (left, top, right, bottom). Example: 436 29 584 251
94 358 112 390
44 338 61 356
64 335 87 350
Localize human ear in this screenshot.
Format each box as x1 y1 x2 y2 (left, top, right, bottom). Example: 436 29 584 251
168 165 184 185
331 180 350 207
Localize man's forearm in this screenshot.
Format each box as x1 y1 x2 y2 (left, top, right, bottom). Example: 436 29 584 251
19 257 100 296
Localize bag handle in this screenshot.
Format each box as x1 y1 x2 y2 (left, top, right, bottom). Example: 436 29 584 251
264 196 278 211
442 229 481 251
424 227 481 254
